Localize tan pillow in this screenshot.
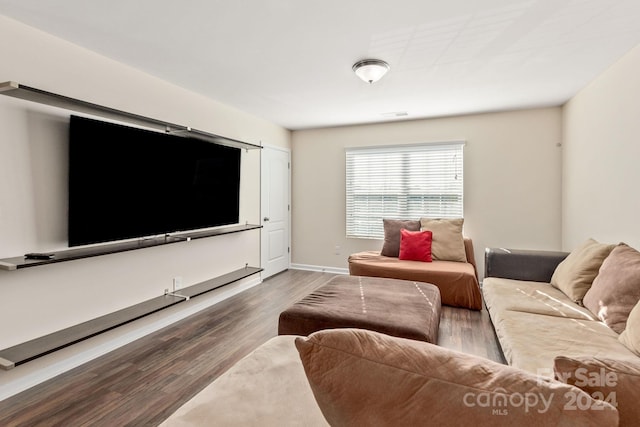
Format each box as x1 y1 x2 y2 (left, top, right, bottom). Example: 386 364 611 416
550 238 615 304
380 219 421 257
583 244 640 333
295 329 618 426
419 218 466 262
554 356 640 427
619 299 640 355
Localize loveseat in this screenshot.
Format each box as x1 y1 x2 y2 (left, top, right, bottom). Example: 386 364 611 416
348 218 482 310
483 239 640 426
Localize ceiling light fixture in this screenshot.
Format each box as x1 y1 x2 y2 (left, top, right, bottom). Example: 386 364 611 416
352 59 390 84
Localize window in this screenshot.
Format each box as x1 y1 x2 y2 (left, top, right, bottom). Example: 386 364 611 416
345 141 464 239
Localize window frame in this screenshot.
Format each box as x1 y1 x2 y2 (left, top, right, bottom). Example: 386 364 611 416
345 141 465 239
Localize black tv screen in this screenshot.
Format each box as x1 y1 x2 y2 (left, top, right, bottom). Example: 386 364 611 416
68 115 241 246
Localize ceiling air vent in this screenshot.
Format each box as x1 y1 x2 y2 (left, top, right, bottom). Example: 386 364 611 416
381 111 408 118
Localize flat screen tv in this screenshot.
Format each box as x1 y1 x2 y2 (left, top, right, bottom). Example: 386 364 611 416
68 115 241 247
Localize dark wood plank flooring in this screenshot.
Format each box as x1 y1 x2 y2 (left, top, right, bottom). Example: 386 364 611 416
0 270 503 426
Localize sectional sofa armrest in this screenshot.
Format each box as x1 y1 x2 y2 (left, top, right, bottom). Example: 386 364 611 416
484 248 569 283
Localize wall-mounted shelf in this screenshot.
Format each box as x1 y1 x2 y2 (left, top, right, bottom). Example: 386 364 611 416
0 266 262 370
0 81 262 151
0 224 262 271
0 81 266 372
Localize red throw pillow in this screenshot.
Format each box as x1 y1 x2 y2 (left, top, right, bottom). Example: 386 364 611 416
398 229 432 262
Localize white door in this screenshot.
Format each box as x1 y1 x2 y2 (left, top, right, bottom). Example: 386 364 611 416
261 146 290 278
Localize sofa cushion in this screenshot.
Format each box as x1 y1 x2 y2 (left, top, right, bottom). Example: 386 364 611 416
482 277 596 321
550 238 615 304
619 299 640 356
554 356 640 427
487 309 638 376
160 335 327 427
583 243 640 334
380 219 421 257
295 329 618 427
398 229 432 262
419 218 466 262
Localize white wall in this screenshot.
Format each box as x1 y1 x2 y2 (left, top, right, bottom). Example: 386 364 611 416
0 14 290 396
562 43 640 251
291 108 563 277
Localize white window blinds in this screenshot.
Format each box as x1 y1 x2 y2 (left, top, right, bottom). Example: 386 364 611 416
345 141 464 239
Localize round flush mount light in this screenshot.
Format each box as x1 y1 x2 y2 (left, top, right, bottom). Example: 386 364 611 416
352 59 390 84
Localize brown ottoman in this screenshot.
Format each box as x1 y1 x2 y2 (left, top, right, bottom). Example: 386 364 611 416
278 275 441 343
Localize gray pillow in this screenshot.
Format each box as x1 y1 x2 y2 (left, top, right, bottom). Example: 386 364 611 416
381 219 420 257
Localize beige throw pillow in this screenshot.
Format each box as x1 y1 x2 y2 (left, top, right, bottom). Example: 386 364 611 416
419 218 466 262
550 238 615 304
554 356 640 427
295 329 618 427
619 300 640 356
583 244 640 333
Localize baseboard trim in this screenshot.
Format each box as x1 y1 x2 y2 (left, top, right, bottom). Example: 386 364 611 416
0 276 262 402
290 263 349 275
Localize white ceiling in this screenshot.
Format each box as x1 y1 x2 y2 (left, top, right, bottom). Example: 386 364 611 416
1 0 640 130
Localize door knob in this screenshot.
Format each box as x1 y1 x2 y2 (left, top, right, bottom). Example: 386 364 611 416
264 217 270 222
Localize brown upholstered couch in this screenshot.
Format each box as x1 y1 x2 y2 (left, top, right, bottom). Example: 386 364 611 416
162 332 618 426
483 245 640 426
348 238 482 310
162 243 635 426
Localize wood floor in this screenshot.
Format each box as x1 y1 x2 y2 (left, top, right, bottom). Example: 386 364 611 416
0 270 504 426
